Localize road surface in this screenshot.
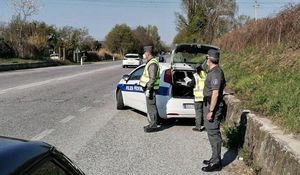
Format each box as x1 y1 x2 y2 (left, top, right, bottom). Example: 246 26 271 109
0 60 245 175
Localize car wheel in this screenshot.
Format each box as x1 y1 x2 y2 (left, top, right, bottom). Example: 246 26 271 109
122 65 125 68
116 90 125 110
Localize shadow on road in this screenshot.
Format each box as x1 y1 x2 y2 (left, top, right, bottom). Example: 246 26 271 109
131 109 195 131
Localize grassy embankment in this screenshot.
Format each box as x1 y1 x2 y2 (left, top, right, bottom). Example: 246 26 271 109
217 5 300 134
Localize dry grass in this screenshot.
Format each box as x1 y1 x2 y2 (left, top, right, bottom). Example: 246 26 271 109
216 5 300 52
215 4 300 134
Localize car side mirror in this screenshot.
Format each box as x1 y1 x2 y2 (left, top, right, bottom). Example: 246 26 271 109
122 74 130 81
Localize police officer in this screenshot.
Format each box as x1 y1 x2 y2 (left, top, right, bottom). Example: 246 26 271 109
202 49 226 172
139 46 160 133
187 65 207 132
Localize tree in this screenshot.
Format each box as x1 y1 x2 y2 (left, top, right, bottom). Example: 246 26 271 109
10 0 40 58
104 24 137 55
174 0 237 44
146 25 164 54
132 26 153 53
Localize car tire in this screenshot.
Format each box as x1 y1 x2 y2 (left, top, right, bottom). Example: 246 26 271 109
122 65 125 68
116 90 125 110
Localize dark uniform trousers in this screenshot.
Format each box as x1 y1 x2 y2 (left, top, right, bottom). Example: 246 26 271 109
146 91 157 128
203 100 224 164
194 101 204 129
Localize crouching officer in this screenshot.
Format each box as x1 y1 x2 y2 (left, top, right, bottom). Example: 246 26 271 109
139 46 160 133
202 49 226 172
187 65 207 132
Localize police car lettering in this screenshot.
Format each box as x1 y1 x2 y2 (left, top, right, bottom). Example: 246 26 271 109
125 85 143 92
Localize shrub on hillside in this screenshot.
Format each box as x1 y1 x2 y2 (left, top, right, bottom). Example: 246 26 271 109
86 49 121 62
216 5 300 52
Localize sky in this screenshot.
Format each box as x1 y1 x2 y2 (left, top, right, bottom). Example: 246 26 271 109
0 0 299 44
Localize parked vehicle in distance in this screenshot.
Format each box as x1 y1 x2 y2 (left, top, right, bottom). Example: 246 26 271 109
0 136 85 175
122 53 142 68
50 53 60 60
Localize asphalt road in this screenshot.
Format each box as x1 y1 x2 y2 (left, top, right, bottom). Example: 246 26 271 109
0 60 242 175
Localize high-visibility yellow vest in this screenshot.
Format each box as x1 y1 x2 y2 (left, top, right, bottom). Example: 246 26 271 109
139 58 160 90
193 71 206 102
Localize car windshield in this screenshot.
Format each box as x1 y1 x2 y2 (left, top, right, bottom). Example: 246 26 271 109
172 44 219 64
172 52 206 64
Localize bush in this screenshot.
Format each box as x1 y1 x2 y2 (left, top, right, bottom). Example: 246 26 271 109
0 38 15 58
86 49 122 62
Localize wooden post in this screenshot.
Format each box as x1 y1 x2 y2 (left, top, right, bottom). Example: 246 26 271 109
63 48 65 60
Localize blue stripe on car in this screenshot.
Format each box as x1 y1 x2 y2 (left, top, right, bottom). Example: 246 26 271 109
117 84 169 96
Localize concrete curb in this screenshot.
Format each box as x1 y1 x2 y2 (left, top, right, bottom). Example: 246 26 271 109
0 62 59 72
224 94 300 175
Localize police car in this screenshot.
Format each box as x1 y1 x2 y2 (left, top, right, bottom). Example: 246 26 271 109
116 44 220 120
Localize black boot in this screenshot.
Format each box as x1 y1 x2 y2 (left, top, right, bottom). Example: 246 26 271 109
203 159 211 165
201 162 222 172
144 125 159 133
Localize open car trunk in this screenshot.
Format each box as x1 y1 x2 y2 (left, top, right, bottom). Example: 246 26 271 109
170 43 220 98
172 68 194 98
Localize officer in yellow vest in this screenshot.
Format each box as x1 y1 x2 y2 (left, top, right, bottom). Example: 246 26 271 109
187 65 207 132
139 46 160 133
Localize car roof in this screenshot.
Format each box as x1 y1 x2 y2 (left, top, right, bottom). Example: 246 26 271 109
125 53 139 56
0 136 53 175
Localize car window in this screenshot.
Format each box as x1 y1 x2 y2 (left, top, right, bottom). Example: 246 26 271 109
30 160 68 175
130 66 145 80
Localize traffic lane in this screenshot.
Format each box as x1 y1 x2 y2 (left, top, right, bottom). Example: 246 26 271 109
0 61 122 91
0 63 130 140
76 109 233 175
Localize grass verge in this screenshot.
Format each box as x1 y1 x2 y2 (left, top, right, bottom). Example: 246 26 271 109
221 44 300 134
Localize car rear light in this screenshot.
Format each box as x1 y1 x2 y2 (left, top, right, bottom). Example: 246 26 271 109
164 69 172 84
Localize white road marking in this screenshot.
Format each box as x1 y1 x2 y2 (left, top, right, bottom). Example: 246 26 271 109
0 64 120 95
79 107 91 112
60 115 75 124
31 129 55 141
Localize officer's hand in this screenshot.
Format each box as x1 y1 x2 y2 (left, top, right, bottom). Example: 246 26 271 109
207 112 214 122
145 90 150 98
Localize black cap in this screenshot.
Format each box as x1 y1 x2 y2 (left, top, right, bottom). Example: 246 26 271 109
207 49 220 63
144 46 153 53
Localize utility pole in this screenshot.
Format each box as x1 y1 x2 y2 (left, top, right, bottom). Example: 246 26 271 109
253 0 260 20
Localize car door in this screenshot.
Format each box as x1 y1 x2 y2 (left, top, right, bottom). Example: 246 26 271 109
122 66 147 113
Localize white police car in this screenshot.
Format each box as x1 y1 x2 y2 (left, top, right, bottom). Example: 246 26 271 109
116 44 220 120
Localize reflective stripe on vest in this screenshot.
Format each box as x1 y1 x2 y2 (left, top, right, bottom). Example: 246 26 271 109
139 58 160 90
193 71 206 102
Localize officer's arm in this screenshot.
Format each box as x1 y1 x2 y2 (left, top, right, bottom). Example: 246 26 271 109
210 72 221 112
146 63 158 90
210 90 219 112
